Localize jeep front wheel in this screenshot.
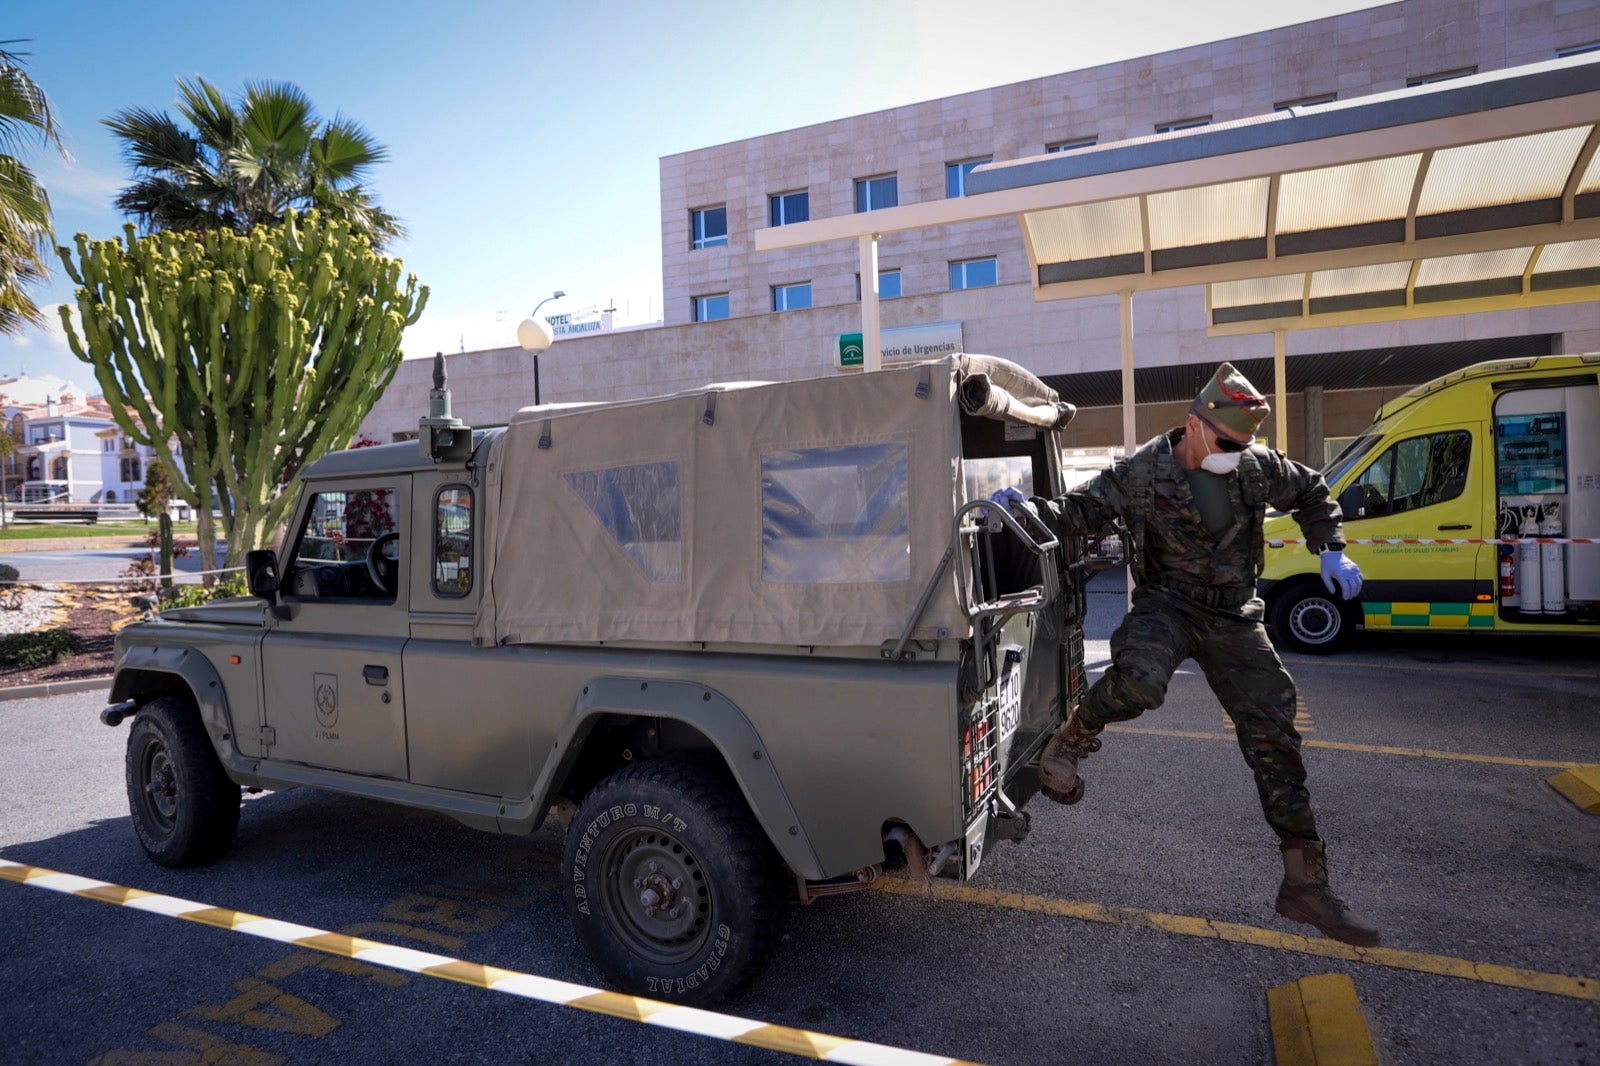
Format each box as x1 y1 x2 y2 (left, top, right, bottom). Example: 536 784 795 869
562 759 787 1004
126 695 241 866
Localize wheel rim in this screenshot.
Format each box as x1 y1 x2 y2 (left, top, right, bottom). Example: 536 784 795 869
1288 595 1342 646
599 827 712 966
139 738 179 833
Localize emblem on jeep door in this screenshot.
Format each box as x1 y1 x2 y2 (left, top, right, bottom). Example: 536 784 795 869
314 673 339 728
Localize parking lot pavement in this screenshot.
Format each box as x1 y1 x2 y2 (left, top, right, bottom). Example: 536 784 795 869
1 614 1595 1064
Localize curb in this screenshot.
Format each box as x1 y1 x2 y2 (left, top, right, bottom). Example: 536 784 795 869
1267 973 1380 1066
0 675 113 702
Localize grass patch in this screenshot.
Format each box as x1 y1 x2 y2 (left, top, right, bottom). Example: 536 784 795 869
0 521 201 541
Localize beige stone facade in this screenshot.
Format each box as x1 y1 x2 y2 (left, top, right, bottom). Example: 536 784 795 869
362 0 1600 460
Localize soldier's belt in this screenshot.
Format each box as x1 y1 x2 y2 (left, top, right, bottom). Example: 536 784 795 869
1144 578 1257 609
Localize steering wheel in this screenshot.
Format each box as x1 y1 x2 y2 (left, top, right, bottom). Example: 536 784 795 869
365 532 401 595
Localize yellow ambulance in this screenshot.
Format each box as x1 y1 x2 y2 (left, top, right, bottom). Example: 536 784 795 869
1260 354 1600 653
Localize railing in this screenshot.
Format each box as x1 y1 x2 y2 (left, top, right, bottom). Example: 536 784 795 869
4 502 148 525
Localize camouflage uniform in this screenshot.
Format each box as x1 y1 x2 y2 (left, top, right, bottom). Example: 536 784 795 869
1035 428 1345 842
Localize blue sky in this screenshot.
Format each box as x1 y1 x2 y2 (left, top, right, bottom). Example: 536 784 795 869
6 0 1375 390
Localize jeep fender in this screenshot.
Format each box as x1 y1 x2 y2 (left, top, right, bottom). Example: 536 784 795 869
110 645 234 754
517 676 825 881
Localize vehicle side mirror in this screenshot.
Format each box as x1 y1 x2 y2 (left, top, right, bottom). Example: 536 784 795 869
1338 484 1366 519
245 549 280 600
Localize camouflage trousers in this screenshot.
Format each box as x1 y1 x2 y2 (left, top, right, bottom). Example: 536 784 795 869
1080 586 1318 842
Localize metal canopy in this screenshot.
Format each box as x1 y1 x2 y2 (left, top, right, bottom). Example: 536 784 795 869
753 50 1600 461
757 53 1600 327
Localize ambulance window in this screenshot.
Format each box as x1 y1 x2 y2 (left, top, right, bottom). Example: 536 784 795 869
1357 431 1471 517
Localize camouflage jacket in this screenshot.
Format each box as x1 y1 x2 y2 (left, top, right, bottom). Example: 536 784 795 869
1035 428 1345 596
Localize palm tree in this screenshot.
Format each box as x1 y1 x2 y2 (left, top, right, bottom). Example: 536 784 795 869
0 42 67 336
106 77 403 249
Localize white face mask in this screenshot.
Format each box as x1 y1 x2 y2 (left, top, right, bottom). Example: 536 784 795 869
1201 451 1243 475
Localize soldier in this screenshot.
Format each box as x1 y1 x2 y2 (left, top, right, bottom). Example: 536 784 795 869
1026 362 1378 947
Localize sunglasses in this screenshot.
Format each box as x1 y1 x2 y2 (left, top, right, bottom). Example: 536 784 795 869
1203 421 1254 452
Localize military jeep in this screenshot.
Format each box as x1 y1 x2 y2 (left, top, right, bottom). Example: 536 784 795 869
101 353 1097 1003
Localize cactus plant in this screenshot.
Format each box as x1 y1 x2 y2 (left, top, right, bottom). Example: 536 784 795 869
57 211 427 574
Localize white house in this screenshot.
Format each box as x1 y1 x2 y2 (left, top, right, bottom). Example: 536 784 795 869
0 375 161 504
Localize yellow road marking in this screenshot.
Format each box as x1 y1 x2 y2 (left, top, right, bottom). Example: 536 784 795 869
1267 974 1379 1066
1548 766 1600 813
1292 658 1598 680
1108 725 1587 769
872 879 1599 1002
0 859 979 1066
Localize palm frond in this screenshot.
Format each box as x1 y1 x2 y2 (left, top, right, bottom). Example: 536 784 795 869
0 43 67 160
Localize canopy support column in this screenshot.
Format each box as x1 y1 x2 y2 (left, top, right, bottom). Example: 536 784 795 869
1273 329 1288 451
859 234 882 372
1121 291 1137 606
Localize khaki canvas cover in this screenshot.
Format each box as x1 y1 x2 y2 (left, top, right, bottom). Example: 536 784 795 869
474 355 1063 648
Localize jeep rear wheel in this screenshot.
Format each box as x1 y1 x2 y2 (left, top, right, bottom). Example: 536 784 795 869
562 759 787 1004
126 695 241 866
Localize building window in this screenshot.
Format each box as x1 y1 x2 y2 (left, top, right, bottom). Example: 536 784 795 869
1046 137 1097 153
693 294 730 322
856 269 902 300
1274 92 1337 110
1557 41 1600 58
771 282 812 312
1154 116 1211 134
769 190 809 227
945 158 991 198
50 456 68 480
854 174 898 213
949 257 998 290
120 456 142 482
1407 67 1476 86
690 206 727 249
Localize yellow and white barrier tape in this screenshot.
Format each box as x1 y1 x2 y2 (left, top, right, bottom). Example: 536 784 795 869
0 859 979 1066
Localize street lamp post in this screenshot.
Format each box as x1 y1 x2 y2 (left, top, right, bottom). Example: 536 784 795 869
516 290 566 406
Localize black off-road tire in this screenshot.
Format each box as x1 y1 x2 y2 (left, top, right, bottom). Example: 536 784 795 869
1269 581 1358 655
125 695 241 867
562 758 789 1004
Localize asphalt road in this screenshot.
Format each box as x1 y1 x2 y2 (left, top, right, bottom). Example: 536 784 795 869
3 545 222 584
2 581 1596 1065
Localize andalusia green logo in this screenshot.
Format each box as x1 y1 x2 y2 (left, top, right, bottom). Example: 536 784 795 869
838 333 864 367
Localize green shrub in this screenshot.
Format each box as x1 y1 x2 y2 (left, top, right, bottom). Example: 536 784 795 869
0 629 81 668
0 563 18 584
158 574 249 610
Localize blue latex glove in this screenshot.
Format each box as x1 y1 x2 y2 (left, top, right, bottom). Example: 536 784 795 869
1319 549 1363 598
989 486 1027 512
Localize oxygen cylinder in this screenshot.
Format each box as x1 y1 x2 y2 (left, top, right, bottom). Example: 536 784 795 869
1540 503 1565 614
1499 546 1518 607
1518 507 1542 614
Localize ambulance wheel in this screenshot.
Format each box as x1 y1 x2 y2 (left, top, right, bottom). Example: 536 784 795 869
1270 582 1356 655
562 759 789 1004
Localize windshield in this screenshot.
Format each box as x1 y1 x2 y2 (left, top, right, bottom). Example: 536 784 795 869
1323 430 1384 487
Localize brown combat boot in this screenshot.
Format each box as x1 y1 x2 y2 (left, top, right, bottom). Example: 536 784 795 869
1037 712 1102 804
1275 838 1381 947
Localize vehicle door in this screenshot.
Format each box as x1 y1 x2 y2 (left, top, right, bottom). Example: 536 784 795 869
1335 423 1491 630
261 477 410 778
957 417 1071 814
